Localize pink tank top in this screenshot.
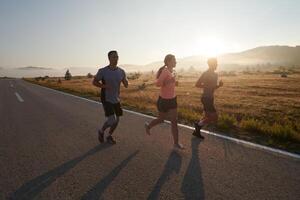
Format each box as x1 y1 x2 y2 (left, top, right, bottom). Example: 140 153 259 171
156 68 176 99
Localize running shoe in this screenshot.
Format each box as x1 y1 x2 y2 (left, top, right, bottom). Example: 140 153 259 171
106 135 116 144
145 122 151 135
173 143 184 150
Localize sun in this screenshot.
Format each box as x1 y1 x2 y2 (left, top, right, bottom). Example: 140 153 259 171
196 37 227 57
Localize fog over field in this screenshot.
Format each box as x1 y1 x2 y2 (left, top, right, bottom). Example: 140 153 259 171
1 46 300 78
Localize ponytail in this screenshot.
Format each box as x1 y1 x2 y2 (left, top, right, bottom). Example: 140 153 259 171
156 65 166 79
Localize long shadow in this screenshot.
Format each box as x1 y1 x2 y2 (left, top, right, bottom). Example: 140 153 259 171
181 137 205 199
10 144 111 200
147 150 182 200
81 150 139 200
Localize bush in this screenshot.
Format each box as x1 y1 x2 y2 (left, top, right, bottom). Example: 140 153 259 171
240 118 262 132
87 73 93 78
261 123 297 141
240 118 299 142
138 83 146 90
65 69 72 80
217 114 237 130
128 72 141 80
35 77 42 81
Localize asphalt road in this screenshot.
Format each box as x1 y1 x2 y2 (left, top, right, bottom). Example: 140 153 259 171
0 79 299 200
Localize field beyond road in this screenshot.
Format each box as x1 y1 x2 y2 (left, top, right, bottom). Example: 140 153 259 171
25 72 300 153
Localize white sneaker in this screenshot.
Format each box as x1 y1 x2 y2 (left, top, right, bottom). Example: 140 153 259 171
173 143 184 150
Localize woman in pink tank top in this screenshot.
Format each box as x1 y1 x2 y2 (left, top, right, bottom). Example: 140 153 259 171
144 54 184 149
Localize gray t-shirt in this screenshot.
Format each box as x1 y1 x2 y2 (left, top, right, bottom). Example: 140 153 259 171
199 70 218 98
95 66 126 104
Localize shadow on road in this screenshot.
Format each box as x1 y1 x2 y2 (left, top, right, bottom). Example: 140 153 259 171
181 137 205 199
10 144 111 200
81 150 140 200
147 150 182 200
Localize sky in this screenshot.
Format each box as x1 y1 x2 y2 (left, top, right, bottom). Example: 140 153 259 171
0 0 299 69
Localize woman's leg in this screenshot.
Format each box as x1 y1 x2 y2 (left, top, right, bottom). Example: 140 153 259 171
145 112 166 135
168 108 179 144
148 112 165 129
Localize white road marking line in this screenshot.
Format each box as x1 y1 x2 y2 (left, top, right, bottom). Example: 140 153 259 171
15 92 24 102
24 81 300 159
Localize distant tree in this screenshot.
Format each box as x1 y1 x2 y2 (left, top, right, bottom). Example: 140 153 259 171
281 73 288 78
65 69 72 80
138 83 146 90
87 73 93 78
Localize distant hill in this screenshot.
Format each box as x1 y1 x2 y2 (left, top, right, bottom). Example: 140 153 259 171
219 45 300 66
17 66 53 70
123 46 300 72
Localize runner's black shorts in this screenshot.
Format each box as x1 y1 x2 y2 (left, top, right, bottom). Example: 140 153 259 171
157 96 177 113
102 101 123 117
201 96 216 113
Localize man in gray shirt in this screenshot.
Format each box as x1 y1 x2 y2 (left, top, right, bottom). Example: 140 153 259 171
193 57 223 139
93 50 128 144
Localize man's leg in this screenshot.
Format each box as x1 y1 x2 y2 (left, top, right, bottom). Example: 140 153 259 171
198 112 210 126
108 116 119 135
207 112 218 123
100 102 115 132
101 119 112 132
100 115 118 144
98 114 116 143
193 98 208 139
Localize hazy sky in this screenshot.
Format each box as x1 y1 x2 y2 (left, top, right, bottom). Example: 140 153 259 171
1 0 299 68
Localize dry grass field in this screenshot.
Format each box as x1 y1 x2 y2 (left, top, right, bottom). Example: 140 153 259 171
25 71 300 153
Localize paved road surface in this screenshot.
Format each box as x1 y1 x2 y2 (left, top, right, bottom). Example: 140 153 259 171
0 79 299 200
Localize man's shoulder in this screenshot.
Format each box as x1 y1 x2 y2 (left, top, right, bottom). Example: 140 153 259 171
116 66 125 72
101 66 110 70
201 70 209 76
97 66 109 73
203 70 217 76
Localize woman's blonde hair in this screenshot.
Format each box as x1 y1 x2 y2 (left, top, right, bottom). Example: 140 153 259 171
156 54 175 79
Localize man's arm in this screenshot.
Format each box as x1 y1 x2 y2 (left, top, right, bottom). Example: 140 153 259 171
122 78 128 88
216 80 223 89
92 78 106 88
122 71 128 88
195 76 204 88
92 69 109 88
